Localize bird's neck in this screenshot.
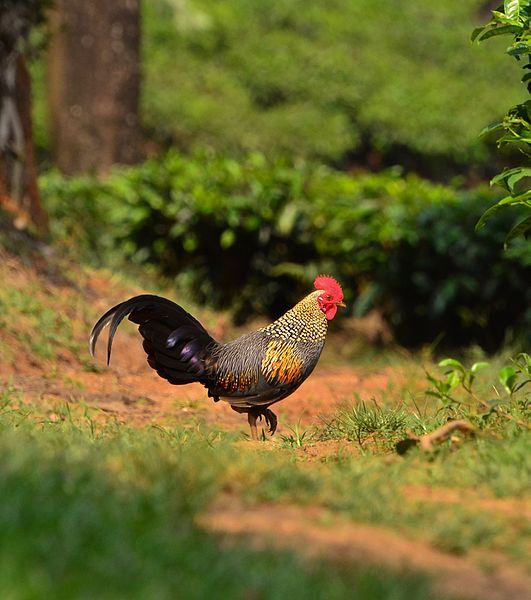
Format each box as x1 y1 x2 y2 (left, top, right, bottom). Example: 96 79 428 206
260 291 328 342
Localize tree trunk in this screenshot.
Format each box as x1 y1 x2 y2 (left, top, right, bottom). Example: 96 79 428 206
47 0 142 175
0 49 48 232
15 56 48 230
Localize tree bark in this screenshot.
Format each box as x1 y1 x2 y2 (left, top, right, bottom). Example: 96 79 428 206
0 0 48 233
47 0 142 175
14 56 48 230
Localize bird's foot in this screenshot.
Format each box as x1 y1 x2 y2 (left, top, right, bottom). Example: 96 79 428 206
249 408 277 440
262 409 277 436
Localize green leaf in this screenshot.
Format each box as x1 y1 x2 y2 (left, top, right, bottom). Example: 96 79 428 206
277 203 300 236
491 166 531 185
220 229 236 249
183 235 198 252
475 200 510 231
511 190 531 206
507 169 531 194
479 121 504 138
505 215 531 246
507 42 531 56
471 361 490 374
446 370 461 390
490 167 531 194
492 10 517 24
506 168 531 192
438 358 465 372
471 26 487 42
478 24 522 41
499 366 517 394
504 0 520 20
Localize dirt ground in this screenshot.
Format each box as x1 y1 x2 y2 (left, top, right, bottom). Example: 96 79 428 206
200 499 531 600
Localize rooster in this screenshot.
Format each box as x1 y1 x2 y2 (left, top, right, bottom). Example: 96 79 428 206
89 275 345 440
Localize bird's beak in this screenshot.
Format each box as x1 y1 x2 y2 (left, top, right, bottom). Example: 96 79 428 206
336 301 346 308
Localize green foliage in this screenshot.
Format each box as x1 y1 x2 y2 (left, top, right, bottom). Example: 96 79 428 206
39 171 118 261
40 150 531 349
320 401 418 451
140 0 521 167
498 351 531 393
279 418 314 449
473 0 531 240
320 355 529 503
425 353 530 425
27 0 526 170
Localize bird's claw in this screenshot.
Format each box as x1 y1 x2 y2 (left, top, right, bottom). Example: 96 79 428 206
248 408 277 439
263 409 277 436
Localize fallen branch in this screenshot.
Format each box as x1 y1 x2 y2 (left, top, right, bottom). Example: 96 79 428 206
396 420 475 454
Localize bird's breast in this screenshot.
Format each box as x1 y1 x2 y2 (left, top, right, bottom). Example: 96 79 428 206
261 339 304 386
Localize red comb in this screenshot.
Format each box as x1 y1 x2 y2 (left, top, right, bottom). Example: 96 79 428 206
313 275 343 300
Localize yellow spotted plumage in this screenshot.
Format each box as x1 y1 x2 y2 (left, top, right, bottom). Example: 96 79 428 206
260 291 327 342
261 339 303 385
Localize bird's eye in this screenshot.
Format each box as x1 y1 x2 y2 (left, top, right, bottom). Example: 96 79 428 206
326 295 332 301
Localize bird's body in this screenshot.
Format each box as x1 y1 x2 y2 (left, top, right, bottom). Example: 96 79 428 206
90 276 344 439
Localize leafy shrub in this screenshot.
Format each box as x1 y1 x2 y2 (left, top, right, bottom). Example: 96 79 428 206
40 151 531 350
372 194 531 348
139 0 523 169
31 0 524 172
425 353 530 425
472 0 531 241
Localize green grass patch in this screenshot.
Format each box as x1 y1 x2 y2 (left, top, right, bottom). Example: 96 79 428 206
319 400 425 451
0 264 85 364
0 383 529 578
0 394 441 599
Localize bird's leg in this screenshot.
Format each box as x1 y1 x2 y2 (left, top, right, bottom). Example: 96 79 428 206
263 409 278 436
247 408 276 440
248 411 258 441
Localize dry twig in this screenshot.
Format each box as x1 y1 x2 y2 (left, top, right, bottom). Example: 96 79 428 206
396 420 475 454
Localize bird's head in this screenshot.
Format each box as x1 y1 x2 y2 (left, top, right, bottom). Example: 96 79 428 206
314 275 345 321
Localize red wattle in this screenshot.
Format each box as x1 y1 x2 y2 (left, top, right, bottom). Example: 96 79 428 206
325 304 337 320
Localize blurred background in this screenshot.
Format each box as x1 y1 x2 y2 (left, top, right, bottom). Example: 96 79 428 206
1 0 530 352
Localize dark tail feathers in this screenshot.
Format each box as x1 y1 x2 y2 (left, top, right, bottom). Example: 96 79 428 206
89 294 217 385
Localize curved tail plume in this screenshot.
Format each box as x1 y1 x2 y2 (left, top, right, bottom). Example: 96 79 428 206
89 294 217 385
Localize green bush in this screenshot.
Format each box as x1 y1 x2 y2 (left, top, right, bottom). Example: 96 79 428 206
32 0 524 171
472 0 531 242
40 151 531 350
139 0 523 168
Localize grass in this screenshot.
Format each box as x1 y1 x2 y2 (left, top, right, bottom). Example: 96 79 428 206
0 396 440 599
319 400 425 450
1 382 528 569
0 257 86 365
279 417 315 448
229 442 527 558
